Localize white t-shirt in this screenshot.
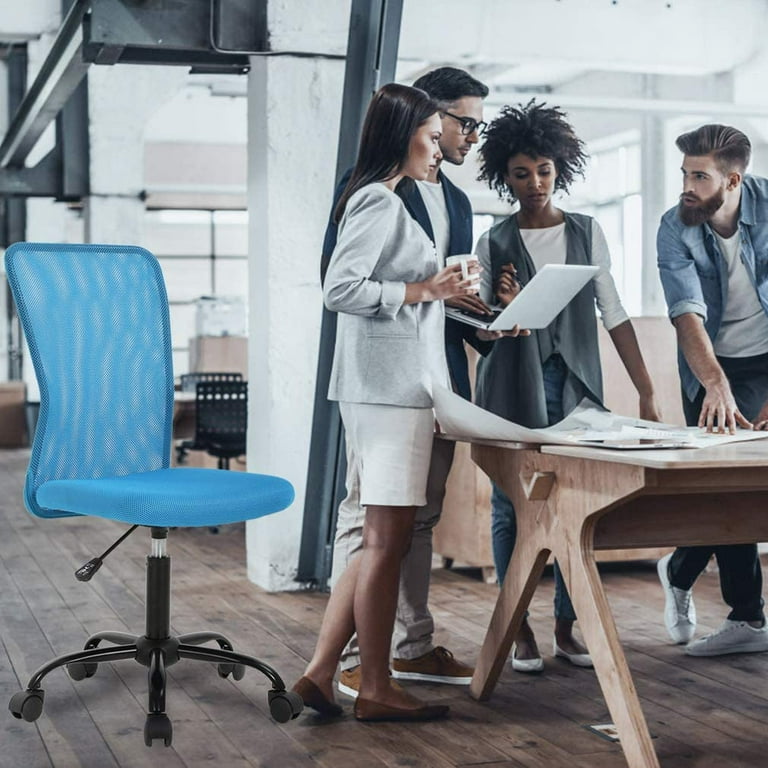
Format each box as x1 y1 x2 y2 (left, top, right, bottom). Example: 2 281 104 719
475 219 629 331
416 179 451 265
712 229 768 357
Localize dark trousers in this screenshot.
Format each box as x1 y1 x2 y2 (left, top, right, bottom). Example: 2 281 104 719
668 352 768 622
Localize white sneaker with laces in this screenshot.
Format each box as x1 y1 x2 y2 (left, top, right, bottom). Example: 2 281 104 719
657 553 696 644
685 619 768 657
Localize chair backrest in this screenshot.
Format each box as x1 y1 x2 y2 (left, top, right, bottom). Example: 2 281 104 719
4 243 174 518
194 380 247 454
180 371 242 393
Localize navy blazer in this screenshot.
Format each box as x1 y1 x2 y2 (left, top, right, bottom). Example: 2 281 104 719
321 170 490 400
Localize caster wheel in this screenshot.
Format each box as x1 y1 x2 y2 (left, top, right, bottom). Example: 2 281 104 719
217 663 246 681
9 689 45 722
144 713 173 747
66 662 98 681
268 689 303 723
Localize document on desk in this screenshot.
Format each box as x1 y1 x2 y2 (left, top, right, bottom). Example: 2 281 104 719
432 384 768 449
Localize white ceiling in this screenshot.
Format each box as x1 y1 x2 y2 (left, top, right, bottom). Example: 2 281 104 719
397 0 768 83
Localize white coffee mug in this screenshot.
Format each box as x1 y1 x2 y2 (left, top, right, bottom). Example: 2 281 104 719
446 254 480 291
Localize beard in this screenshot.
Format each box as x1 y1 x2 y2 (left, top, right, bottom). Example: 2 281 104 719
677 187 725 226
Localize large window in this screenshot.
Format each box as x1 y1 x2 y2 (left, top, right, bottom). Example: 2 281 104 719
567 139 642 316
143 209 248 376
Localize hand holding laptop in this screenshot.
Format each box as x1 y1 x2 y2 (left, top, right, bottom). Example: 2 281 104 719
444 256 530 338
444 263 599 332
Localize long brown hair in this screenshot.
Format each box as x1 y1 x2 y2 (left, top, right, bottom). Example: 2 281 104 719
334 83 438 222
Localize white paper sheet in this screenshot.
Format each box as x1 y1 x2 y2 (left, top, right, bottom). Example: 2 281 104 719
432 384 768 449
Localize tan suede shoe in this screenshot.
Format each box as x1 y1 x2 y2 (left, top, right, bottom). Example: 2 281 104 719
354 697 449 722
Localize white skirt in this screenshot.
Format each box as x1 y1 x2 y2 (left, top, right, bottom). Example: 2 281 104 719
339 401 435 507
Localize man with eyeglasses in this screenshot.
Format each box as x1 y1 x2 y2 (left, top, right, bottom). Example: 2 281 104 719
321 67 491 700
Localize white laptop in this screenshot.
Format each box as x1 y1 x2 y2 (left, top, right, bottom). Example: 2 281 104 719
445 263 599 331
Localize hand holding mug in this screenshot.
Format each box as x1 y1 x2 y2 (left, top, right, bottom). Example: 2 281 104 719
446 254 481 295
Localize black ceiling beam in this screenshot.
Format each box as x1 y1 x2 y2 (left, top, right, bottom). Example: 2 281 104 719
0 0 90 169
82 0 252 73
0 149 61 197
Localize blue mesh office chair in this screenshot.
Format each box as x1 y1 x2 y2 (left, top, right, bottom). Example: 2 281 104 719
5 243 302 746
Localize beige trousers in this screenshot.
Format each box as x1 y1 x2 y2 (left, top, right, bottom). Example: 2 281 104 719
330 435 456 670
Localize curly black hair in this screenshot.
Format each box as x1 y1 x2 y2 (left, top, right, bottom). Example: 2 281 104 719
478 100 588 203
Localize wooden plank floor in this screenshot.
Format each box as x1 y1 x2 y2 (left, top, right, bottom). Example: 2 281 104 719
2 448 768 768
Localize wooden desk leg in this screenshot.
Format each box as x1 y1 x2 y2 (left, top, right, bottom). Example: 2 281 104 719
558 536 660 768
469 545 550 701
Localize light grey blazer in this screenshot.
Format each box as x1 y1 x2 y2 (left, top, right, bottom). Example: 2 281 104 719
324 183 449 408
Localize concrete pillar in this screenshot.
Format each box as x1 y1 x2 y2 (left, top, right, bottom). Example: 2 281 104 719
732 45 768 175
639 77 668 317
245 53 345 591
640 114 668 316
84 65 186 244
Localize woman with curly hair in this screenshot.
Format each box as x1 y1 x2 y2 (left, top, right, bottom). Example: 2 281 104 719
475 100 661 672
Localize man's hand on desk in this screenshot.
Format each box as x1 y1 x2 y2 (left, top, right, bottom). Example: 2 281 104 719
639 393 663 423
753 400 768 431
699 379 753 433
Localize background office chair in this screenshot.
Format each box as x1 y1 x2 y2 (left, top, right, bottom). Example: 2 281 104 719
5 242 302 746
180 371 243 392
194 379 248 470
179 379 248 533
176 371 243 462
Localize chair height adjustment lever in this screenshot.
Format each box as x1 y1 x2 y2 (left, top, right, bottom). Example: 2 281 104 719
75 524 139 581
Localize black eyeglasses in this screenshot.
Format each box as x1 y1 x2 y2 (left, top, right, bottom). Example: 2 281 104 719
442 110 487 136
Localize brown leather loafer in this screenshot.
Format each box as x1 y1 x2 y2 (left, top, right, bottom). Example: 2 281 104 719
291 676 343 717
354 697 449 722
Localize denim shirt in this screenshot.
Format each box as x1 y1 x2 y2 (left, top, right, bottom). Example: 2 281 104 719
657 174 768 402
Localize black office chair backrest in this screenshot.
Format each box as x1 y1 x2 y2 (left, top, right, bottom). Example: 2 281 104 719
180 371 242 393
194 380 247 458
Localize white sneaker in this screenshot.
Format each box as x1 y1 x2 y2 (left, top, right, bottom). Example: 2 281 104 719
657 553 696 644
685 619 768 656
511 644 543 673
553 638 593 668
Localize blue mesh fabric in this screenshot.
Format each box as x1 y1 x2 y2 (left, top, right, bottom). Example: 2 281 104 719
36 468 294 527
6 243 173 518
5 242 294 526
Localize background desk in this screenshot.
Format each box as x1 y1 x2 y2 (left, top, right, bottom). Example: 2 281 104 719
469 438 768 768
434 318 683 575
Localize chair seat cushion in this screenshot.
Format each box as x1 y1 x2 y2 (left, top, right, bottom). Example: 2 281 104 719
36 468 294 528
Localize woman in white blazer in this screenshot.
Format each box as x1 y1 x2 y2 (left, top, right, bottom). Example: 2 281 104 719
292 83 487 723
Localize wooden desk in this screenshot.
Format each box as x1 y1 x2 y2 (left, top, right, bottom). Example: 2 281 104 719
469 438 768 768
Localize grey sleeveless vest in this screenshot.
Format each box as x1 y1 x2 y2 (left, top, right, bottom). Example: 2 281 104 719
475 212 604 428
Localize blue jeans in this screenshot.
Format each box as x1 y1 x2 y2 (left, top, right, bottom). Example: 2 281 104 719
490 354 577 621
667 353 768 622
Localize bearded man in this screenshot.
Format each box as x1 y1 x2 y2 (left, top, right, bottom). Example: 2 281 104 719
656 124 768 657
